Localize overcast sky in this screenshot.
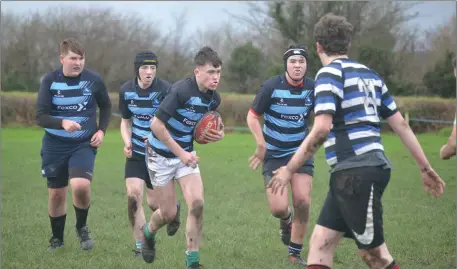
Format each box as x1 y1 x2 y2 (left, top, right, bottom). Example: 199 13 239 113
2 1 456 35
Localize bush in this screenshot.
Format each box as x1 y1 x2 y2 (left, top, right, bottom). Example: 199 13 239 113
1 92 455 134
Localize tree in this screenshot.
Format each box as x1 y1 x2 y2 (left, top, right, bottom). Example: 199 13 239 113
227 42 264 93
423 51 456 98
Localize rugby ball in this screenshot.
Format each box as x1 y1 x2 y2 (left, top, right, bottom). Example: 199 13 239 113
194 111 222 144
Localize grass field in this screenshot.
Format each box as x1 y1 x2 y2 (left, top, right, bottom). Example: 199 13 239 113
1 128 456 269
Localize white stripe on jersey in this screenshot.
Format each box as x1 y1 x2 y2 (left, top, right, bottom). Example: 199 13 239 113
387 102 397 111
341 97 381 108
315 83 344 98
348 130 380 140
340 62 368 69
324 137 336 147
344 77 383 88
316 66 342 78
345 115 380 125
315 103 336 112
354 143 384 156
327 156 338 166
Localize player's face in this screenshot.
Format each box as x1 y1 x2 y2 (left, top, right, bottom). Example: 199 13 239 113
139 65 156 83
195 63 221 91
286 55 307 80
60 51 85 77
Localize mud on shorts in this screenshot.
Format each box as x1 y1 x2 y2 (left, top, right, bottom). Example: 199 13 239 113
317 165 391 249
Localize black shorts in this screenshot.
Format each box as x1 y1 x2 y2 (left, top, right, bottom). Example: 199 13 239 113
41 136 97 189
125 152 153 189
317 165 390 250
263 155 314 185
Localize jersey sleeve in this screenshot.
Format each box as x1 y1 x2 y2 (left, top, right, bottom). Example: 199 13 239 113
250 83 273 116
379 82 398 119
314 63 344 116
119 83 132 119
93 76 112 133
35 73 63 129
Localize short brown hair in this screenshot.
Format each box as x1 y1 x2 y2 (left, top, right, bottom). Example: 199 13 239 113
60 38 85 56
194 46 222 68
314 13 354 56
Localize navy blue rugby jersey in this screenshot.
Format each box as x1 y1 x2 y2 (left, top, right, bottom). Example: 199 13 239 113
119 78 171 155
148 76 221 158
250 74 315 159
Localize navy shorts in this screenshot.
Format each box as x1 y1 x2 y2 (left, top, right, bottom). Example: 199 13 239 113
263 154 314 186
40 134 97 189
317 165 390 250
125 152 153 189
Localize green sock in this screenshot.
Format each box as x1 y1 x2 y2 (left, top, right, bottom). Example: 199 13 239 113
144 224 156 240
185 251 199 267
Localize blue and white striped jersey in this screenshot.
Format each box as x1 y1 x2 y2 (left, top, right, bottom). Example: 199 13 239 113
314 58 398 167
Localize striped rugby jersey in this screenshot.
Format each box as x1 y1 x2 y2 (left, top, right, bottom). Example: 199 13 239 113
314 58 398 167
250 74 315 160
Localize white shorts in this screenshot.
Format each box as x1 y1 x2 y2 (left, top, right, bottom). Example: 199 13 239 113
146 147 200 187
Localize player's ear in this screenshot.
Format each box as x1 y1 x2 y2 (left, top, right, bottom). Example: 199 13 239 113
194 67 199 77
59 55 64 65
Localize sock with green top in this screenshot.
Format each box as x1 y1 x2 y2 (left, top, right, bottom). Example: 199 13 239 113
144 224 156 240
185 251 199 267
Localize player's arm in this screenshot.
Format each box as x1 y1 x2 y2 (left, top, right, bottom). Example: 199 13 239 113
440 123 456 160
246 84 273 169
150 88 187 157
36 74 80 132
119 89 133 146
93 77 112 135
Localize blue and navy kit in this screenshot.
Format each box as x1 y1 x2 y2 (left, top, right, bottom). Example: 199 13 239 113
119 78 171 156
148 76 221 158
250 74 315 160
36 68 112 144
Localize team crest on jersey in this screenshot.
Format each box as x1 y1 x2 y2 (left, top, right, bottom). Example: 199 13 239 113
129 99 137 107
54 90 64 98
153 98 160 107
277 98 287 106
82 87 92 96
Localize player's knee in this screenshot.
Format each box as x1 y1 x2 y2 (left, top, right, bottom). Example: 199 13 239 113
358 247 392 269
270 206 289 219
293 199 310 224
190 199 204 219
309 228 336 254
49 189 66 204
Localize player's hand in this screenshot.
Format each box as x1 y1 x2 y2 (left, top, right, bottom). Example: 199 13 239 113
248 144 266 170
267 166 293 196
124 142 132 158
203 129 224 143
62 119 81 133
179 151 200 168
143 136 148 143
90 130 104 148
421 166 445 198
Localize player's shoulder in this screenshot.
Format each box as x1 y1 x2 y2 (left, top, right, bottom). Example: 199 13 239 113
155 78 172 90
168 77 193 95
263 74 283 88
304 76 315 88
120 79 135 93
82 68 104 83
316 60 344 80
41 69 59 84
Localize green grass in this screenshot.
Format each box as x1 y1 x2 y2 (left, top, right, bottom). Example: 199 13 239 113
1 128 456 269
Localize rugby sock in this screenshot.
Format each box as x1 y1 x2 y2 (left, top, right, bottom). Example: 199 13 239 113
281 207 292 223
185 251 199 267
74 205 89 230
144 224 156 240
386 261 400 269
50 214 66 241
136 241 142 249
288 242 303 256
307 265 330 269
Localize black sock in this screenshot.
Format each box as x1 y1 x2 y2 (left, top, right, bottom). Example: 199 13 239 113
288 242 303 256
74 205 89 229
50 214 66 241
